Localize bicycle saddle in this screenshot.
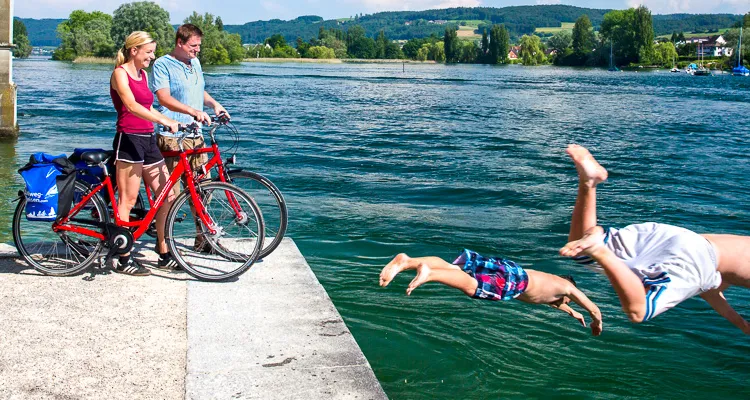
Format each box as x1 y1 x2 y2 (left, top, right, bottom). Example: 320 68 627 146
81 150 114 165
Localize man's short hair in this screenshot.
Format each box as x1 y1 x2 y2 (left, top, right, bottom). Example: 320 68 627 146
559 274 577 287
176 24 203 45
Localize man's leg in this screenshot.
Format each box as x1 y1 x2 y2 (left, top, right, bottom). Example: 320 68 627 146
380 253 477 296
143 161 174 255
561 226 647 322
566 144 608 241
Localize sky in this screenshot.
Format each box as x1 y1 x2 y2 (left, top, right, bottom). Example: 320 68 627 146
15 0 750 24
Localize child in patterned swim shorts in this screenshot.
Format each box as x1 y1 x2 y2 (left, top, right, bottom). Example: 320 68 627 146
380 250 603 336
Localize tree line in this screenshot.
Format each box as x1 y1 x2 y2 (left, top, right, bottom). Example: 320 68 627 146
12 19 33 58
51 1 244 65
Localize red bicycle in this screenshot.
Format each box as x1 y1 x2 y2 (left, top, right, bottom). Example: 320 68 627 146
12 127 265 281
140 113 288 259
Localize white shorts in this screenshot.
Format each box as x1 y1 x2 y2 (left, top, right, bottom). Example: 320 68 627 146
574 223 721 321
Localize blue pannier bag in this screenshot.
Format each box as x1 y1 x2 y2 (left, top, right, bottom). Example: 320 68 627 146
18 152 76 222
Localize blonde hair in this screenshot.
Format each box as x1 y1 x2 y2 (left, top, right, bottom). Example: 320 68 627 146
115 31 155 67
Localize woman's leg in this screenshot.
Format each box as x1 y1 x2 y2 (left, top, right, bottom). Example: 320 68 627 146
566 144 608 241
115 161 143 257
143 161 174 254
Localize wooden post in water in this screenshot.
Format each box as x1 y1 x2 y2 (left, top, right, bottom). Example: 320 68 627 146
0 0 18 137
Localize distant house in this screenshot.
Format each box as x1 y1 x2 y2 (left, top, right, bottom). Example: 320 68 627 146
544 48 557 56
428 20 447 24
686 35 734 57
508 46 520 60
404 21 412 26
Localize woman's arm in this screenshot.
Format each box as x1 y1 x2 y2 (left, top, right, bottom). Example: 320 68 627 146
701 288 750 335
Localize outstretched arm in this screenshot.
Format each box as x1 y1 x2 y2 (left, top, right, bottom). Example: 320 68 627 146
552 303 587 326
700 287 750 335
565 286 603 336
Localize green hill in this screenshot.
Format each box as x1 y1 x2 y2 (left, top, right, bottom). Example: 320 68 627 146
17 6 743 47
16 17 65 47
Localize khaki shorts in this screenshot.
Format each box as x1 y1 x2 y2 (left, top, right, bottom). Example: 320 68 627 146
157 135 208 173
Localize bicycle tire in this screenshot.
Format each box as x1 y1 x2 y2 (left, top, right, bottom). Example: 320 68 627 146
165 181 264 281
12 181 108 276
224 170 287 259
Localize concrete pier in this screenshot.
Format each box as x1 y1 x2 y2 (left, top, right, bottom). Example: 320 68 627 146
0 238 387 399
0 0 18 137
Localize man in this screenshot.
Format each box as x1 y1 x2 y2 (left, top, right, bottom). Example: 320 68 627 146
151 23 230 265
560 144 750 334
379 250 604 336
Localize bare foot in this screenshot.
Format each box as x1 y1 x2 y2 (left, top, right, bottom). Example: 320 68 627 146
566 144 608 188
560 226 606 258
380 253 410 287
406 264 431 296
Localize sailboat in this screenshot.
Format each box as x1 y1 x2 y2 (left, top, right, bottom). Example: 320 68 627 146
670 51 679 72
608 39 619 71
732 27 749 76
693 41 711 76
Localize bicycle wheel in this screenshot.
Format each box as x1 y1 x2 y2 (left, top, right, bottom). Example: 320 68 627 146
165 181 264 281
12 181 108 276
225 170 287 259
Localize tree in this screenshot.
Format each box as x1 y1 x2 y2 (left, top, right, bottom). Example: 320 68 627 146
12 19 32 58
216 16 224 32
488 24 509 64
443 26 459 63
347 26 375 58
519 34 546 65
480 28 489 60
111 2 174 57
572 14 594 56
184 12 244 65
458 40 478 63
265 34 287 49
632 6 654 62
53 10 115 60
600 6 655 66
650 41 678 67
306 46 335 59
375 30 388 59
548 30 572 55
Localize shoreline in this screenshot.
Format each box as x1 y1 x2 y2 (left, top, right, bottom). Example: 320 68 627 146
72 56 115 65
242 57 436 64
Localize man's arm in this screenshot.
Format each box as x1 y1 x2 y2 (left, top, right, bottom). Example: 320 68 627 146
203 91 229 118
155 88 211 124
700 287 750 334
565 286 604 336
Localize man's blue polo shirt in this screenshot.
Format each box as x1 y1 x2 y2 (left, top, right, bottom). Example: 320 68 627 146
151 54 205 136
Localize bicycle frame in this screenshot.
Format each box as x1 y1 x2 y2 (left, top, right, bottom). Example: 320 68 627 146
52 145 219 240
144 130 231 207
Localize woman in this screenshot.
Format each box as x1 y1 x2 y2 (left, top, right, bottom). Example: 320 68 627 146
110 31 179 276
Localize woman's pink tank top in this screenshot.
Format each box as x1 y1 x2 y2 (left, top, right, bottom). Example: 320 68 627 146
110 66 155 134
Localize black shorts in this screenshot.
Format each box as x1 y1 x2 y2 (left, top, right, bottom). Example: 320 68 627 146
113 132 164 166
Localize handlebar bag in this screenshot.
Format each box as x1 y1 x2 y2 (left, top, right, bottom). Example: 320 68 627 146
18 152 76 221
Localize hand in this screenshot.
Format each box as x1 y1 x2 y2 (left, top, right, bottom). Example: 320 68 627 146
590 316 603 336
163 119 179 133
572 311 586 327
214 105 230 120
742 321 750 335
191 109 212 126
